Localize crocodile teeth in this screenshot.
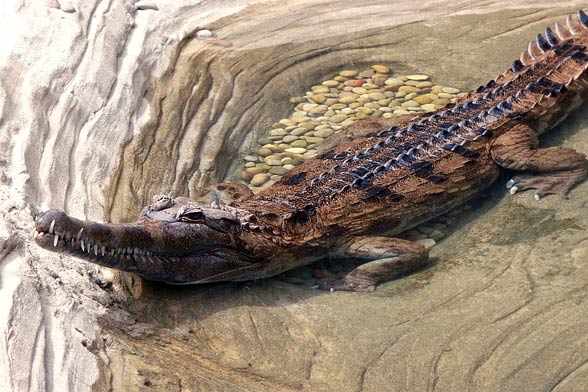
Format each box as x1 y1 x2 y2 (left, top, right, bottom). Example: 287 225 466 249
555 21 571 40
579 10 588 28
81 240 85 252
53 234 59 247
94 244 98 256
567 14 581 34
506 179 515 188
49 219 56 235
101 246 106 256
534 194 541 201
510 186 519 195
77 228 84 241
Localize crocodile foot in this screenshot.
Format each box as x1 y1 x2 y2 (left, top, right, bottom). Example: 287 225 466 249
320 236 429 292
506 167 588 199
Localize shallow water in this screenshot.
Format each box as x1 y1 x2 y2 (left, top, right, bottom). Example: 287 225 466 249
101 6 588 391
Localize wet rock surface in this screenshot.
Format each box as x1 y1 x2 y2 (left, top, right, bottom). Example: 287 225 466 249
1 1 587 391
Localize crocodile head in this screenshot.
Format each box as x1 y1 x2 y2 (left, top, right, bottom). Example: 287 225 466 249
33 195 274 284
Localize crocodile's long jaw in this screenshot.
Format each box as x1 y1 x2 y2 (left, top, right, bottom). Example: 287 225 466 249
34 209 261 284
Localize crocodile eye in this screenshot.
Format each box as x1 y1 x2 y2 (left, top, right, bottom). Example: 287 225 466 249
176 208 204 223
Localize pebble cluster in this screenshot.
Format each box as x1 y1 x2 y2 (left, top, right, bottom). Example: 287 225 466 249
239 64 466 190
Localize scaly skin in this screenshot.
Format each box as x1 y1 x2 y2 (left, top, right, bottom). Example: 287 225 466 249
35 12 588 291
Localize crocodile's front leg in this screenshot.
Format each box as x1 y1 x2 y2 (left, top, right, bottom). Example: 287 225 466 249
323 236 429 292
491 123 588 199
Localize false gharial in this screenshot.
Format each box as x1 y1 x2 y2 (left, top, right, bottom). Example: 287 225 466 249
35 11 588 291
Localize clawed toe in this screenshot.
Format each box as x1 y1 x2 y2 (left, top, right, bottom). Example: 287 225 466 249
505 168 586 200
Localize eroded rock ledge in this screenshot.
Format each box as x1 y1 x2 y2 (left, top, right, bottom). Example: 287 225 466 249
1 1 587 391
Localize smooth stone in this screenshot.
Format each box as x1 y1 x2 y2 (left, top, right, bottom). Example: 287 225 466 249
244 162 256 167
314 129 334 138
395 91 407 98
339 95 357 104
372 74 388 86
385 78 405 87
299 122 317 130
309 94 327 104
371 110 383 118
352 87 368 94
415 238 436 249
257 137 273 145
417 225 434 234
269 167 288 175
334 76 347 82
283 135 299 143
407 74 430 81
305 136 324 144
433 98 450 105
421 104 437 111
283 164 295 171
388 100 401 108
377 99 391 106
359 69 374 78
302 103 318 111
429 229 446 241
339 70 358 78
290 140 308 148
349 102 362 109
257 148 272 157
399 86 420 93
364 102 379 109
362 83 378 89
279 118 297 126
413 96 433 104
288 97 306 104
340 119 356 126
324 98 338 106
331 103 347 110
379 107 392 112
442 87 461 94
270 129 287 136
329 114 348 123
437 92 454 98
291 115 310 123
368 93 386 100
282 158 303 166
371 64 390 74
290 128 307 136
416 81 433 88
393 109 411 115
246 166 265 175
240 171 254 181
250 173 271 187
285 147 307 154
348 79 366 87
309 106 328 115
322 80 340 87
311 85 330 94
